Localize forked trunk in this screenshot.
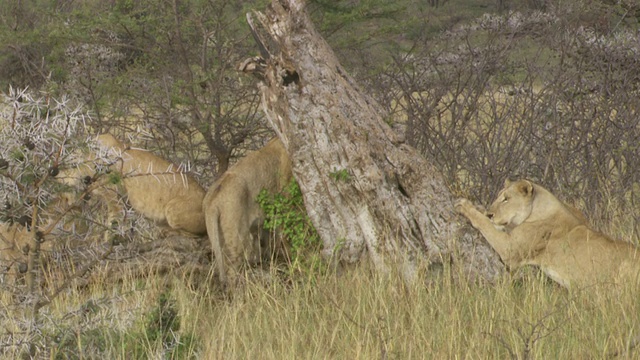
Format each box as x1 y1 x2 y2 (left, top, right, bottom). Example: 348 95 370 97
242 0 503 281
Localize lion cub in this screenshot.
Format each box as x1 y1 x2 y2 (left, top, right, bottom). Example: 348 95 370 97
455 179 640 288
96 134 207 235
203 138 292 287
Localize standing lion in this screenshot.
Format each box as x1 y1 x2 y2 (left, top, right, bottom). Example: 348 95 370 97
204 138 292 286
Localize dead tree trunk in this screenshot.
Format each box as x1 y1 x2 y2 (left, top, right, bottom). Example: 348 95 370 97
241 0 503 282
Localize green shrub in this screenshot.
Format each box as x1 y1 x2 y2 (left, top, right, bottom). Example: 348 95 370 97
125 291 197 359
257 179 324 273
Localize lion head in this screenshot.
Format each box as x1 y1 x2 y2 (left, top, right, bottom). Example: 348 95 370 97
487 179 535 229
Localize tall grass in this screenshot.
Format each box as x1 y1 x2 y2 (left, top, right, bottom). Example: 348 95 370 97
5 256 638 359
194 265 639 359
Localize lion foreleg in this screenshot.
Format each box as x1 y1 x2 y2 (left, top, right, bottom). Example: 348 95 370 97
455 198 522 267
95 184 124 244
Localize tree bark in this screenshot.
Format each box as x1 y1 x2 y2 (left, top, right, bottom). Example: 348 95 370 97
243 0 503 281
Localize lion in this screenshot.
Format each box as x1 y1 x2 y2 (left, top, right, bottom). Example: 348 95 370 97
93 133 208 235
0 133 209 283
0 222 32 278
203 138 292 286
455 179 640 288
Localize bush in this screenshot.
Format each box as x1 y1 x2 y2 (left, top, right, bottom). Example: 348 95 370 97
0 87 139 356
257 179 324 274
372 11 640 234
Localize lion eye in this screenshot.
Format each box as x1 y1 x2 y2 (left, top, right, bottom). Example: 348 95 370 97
502 197 509 203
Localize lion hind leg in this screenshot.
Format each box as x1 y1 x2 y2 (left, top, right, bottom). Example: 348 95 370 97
206 207 229 286
220 212 255 289
207 213 249 290
164 197 207 236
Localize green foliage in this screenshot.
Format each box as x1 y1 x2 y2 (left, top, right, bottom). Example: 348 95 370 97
257 179 323 272
144 291 180 344
329 168 351 182
309 0 407 72
142 293 197 358
333 237 347 257
108 292 195 359
107 171 123 185
51 327 112 359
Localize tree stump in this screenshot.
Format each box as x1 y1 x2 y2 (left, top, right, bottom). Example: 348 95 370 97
241 0 503 282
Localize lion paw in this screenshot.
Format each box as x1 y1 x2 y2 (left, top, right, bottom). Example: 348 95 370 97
454 198 473 214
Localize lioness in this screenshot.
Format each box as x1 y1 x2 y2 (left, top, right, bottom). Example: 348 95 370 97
95 134 207 235
455 179 640 288
203 138 292 286
0 222 32 277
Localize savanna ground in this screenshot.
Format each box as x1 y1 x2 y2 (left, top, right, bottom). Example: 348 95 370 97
4 258 640 359
2 0 640 358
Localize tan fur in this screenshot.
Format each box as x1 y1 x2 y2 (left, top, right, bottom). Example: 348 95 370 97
203 138 292 286
95 134 207 235
455 179 640 288
57 160 122 230
0 133 209 279
0 176 106 273
0 223 31 271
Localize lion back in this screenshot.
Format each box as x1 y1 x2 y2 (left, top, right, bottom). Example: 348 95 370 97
95 134 207 234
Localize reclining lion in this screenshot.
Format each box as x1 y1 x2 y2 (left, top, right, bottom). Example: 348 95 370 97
1 133 208 283
0 222 32 278
455 179 640 288
203 138 292 286
94 134 207 235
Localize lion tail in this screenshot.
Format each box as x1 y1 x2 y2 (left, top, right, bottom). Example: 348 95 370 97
206 204 227 286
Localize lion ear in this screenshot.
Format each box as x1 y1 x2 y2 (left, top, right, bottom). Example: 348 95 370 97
504 178 512 187
517 180 534 197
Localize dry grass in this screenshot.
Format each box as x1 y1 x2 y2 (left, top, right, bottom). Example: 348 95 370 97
195 265 640 359
3 251 639 359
